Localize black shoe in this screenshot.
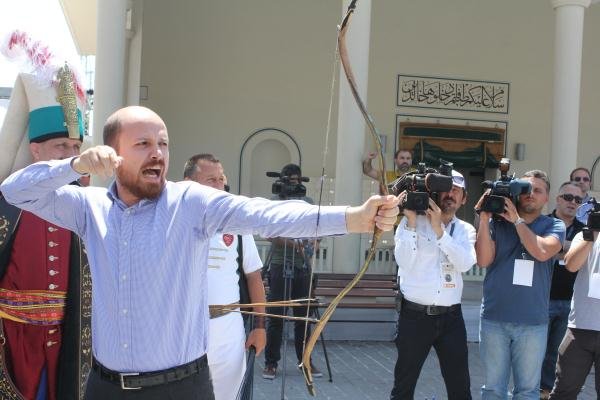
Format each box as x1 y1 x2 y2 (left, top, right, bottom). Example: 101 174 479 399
262 365 276 379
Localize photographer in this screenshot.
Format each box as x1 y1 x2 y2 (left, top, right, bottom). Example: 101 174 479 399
549 220 600 399
262 163 323 380
475 170 565 399
390 170 475 400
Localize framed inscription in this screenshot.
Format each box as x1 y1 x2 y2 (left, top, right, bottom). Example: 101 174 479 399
397 75 509 114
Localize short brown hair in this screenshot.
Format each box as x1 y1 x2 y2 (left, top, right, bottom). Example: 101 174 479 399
102 114 121 149
394 148 412 159
522 170 550 192
569 167 590 181
183 154 220 179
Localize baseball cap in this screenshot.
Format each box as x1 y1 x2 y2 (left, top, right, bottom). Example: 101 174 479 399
452 170 466 189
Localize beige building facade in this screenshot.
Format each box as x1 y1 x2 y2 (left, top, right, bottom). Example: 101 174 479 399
61 0 600 274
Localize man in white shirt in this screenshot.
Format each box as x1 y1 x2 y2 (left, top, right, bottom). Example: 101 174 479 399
390 170 476 400
183 153 266 400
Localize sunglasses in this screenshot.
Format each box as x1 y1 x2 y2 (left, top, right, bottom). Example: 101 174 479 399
559 194 583 204
572 176 590 182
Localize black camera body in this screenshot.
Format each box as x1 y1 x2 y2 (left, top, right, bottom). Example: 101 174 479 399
582 197 600 241
267 172 308 199
480 158 531 215
390 161 454 213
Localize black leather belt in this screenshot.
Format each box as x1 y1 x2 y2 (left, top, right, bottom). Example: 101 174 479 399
92 355 207 390
402 299 460 316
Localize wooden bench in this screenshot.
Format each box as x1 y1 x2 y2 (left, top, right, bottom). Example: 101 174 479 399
313 273 397 311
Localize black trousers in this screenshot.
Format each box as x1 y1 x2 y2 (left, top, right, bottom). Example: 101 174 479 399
264 263 312 367
550 327 600 399
390 305 472 400
84 360 215 400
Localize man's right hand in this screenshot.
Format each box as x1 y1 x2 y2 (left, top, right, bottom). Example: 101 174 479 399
72 146 122 178
475 190 493 222
398 191 417 227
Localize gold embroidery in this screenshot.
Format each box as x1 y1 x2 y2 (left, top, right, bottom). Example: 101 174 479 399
0 217 9 247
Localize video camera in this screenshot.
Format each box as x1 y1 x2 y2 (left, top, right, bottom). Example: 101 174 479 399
480 158 531 215
266 171 309 199
389 160 454 213
582 197 600 241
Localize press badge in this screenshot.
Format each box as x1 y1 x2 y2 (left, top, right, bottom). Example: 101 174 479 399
588 272 600 299
442 262 456 289
513 259 534 286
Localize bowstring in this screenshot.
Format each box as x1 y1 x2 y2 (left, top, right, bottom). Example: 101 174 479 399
300 29 341 364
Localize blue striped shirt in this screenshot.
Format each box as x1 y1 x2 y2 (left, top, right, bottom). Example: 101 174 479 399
0 158 347 372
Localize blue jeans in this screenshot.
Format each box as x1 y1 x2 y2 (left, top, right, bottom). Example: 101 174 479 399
540 300 571 391
480 318 548 400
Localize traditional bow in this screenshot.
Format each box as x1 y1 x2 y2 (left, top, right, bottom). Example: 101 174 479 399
300 0 389 395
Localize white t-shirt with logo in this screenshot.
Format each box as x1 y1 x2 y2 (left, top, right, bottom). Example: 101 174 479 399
207 234 263 306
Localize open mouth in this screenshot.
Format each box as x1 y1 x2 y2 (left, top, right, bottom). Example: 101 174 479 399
142 167 162 179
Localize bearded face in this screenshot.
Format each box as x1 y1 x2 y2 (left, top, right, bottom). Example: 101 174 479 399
117 158 166 200
110 109 170 205
439 186 465 214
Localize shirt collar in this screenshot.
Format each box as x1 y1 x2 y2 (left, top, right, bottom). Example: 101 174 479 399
106 180 164 210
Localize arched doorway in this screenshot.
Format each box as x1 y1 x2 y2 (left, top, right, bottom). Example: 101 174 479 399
238 128 301 197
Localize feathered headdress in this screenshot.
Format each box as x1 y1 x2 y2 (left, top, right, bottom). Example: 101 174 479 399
0 30 87 180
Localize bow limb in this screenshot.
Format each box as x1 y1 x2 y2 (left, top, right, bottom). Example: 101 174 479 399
301 1 389 395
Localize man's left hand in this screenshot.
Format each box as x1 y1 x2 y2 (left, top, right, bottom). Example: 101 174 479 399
500 198 520 224
245 328 266 355
426 198 444 239
346 195 400 233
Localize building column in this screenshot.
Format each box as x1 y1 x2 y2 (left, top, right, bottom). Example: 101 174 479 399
549 0 591 199
332 0 372 274
92 0 128 185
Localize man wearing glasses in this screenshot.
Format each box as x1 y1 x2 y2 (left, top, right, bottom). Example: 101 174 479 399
570 167 593 224
539 182 585 399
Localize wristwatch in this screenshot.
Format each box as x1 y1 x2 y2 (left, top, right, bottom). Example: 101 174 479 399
514 217 526 226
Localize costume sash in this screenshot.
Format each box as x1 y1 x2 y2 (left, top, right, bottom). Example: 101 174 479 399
0 288 67 325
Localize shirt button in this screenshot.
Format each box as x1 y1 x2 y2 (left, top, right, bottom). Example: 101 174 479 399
48 227 57 232
123 343 129 349
122 309 128 315
48 241 58 247
49 255 58 262
49 270 59 276
123 241 128 246
46 341 56 347
48 284 58 290
121 274 127 281
48 329 57 335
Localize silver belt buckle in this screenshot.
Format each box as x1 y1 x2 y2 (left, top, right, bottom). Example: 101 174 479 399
120 372 141 390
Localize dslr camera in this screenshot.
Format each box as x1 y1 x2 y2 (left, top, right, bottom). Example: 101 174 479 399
389 160 454 213
480 158 531 215
582 197 600 241
266 171 309 199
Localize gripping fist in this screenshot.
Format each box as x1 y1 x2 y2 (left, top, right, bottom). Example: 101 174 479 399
72 146 123 178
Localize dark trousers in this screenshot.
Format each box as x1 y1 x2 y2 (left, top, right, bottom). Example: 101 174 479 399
550 327 600 399
84 360 215 400
541 299 571 390
264 263 312 367
390 305 472 400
